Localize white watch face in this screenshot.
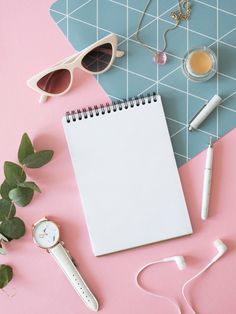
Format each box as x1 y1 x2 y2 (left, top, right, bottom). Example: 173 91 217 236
33 220 60 249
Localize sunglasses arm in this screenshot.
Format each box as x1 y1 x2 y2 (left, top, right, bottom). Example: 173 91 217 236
39 94 48 104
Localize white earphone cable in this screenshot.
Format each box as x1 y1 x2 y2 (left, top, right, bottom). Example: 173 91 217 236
182 259 216 314
136 261 182 314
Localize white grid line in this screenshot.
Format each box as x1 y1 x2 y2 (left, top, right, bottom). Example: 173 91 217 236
111 63 156 82
217 27 236 44
157 16 216 40
159 82 208 102
68 0 93 16
174 152 191 160
112 63 181 85
166 117 219 139
218 41 236 50
166 117 186 127
220 103 236 113
96 0 98 41
171 126 187 138
107 94 123 101
109 0 178 21
218 72 236 81
137 82 157 97
137 66 182 96
66 0 68 39
56 15 68 24
220 91 236 105
194 0 236 18
198 129 219 139
159 66 182 83
51 8 65 16
208 26 236 50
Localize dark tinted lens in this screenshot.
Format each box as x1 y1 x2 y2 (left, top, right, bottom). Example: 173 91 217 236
37 69 71 94
82 43 113 72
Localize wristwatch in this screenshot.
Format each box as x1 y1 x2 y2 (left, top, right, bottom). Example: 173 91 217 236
32 217 99 312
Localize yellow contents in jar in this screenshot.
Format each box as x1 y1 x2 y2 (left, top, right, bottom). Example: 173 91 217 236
188 50 213 75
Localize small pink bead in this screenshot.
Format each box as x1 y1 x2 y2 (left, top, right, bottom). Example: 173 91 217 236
153 51 167 64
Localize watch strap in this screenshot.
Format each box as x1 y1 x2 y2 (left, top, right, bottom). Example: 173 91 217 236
49 243 99 311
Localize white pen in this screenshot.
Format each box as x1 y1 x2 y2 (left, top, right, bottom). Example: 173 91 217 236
201 137 214 220
189 95 222 131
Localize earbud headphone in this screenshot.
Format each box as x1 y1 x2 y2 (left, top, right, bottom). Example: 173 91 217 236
162 255 186 271
136 239 228 314
136 255 186 314
182 239 228 314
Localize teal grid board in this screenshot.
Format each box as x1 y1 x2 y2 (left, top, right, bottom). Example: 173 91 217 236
50 0 236 167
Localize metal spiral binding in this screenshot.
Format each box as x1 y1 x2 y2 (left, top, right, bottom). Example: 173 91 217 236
66 92 157 123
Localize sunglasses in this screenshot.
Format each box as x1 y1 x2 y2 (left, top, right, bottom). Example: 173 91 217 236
27 33 124 103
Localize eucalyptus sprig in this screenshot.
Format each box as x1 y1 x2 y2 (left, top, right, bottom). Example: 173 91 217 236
0 133 54 288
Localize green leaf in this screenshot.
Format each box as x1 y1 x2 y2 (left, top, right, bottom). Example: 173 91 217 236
0 265 13 289
0 200 16 221
18 133 34 164
18 181 41 193
0 217 26 240
22 150 54 168
9 187 34 207
4 162 26 185
0 180 16 201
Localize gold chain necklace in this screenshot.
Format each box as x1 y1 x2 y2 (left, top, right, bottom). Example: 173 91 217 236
135 0 192 64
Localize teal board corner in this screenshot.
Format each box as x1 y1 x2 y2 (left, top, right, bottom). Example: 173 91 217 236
50 0 236 167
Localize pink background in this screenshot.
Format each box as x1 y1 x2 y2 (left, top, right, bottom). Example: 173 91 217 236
1 1 236 313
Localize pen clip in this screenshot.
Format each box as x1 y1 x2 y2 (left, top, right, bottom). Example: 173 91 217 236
188 102 208 126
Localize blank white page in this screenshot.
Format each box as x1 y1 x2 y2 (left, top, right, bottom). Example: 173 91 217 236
62 95 192 256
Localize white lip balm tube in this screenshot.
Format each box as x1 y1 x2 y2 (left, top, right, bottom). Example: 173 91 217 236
189 95 222 131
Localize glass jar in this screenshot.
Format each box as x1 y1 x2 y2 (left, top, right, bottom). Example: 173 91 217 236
181 47 217 82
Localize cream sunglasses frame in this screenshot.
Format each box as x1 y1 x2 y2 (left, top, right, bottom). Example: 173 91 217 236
27 33 124 103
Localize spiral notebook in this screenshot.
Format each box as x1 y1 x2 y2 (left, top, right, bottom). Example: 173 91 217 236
62 94 192 256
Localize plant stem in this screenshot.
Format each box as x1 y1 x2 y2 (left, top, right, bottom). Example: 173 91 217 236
7 202 14 219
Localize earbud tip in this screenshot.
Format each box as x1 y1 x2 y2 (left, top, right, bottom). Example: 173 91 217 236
179 262 186 271
214 239 222 246
177 256 186 270
214 239 228 252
